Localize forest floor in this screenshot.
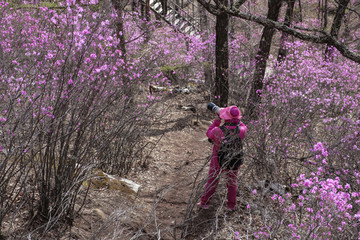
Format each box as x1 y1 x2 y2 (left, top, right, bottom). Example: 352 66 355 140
63 89 249 240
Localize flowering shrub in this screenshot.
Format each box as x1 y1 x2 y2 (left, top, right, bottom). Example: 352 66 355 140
248 165 360 240
0 1 208 237
0 0 359 238
282 170 359 239
234 37 360 239
243 38 360 178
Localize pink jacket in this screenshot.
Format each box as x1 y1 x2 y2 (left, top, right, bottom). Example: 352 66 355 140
206 119 247 156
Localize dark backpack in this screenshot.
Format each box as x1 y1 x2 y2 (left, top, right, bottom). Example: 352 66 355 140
217 124 244 170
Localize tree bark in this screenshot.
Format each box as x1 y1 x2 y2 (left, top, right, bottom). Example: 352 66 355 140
277 0 295 62
161 0 168 15
140 0 150 21
146 0 150 21
132 0 138 11
248 0 282 119
197 0 360 63
175 0 180 11
323 0 328 30
111 0 127 63
110 1 135 104
214 1 229 107
325 0 350 60
199 3 213 88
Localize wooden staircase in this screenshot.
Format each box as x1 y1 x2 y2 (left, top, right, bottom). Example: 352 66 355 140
145 0 201 37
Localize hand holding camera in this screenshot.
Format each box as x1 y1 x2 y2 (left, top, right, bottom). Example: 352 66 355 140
207 102 221 114
207 102 221 120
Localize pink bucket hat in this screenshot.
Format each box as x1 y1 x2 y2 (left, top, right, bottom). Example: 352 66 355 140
219 106 241 120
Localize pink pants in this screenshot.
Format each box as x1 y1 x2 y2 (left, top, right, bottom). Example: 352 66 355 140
200 156 239 209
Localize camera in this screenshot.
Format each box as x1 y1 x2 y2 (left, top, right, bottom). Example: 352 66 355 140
207 102 221 114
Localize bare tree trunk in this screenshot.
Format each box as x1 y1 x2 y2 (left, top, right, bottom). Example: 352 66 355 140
198 0 360 63
141 0 145 16
143 0 151 42
111 0 127 63
199 3 213 88
248 0 282 119
321 0 328 31
132 0 138 11
324 0 328 29
175 0 180 11
277 0 295 62
111 1 135 104
298 0 303 22
229 0 236 36
161 0 168 15
214 1 229 107
142 0 150 21
325 0 350 60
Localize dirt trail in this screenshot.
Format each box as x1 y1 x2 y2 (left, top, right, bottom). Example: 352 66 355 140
69 92 219 240
131 94 214 239
67 90 254 240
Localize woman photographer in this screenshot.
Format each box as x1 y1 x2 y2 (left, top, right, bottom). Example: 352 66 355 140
198 105 247 211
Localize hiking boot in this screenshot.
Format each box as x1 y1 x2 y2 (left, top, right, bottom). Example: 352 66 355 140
226 200 236 211
197 202 209 209
226 205 236 211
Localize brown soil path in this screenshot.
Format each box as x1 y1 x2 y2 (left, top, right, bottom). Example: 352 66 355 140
130 94 214 239
68 92 220 240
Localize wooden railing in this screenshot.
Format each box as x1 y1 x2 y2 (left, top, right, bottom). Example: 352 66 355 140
143 0 201 37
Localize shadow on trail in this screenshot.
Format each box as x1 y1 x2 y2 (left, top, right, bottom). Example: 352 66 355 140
144 115 194 137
